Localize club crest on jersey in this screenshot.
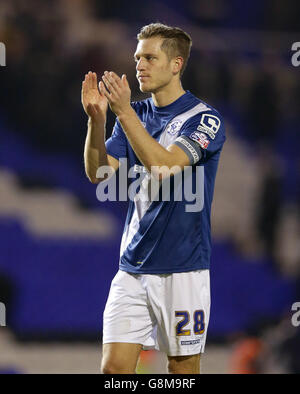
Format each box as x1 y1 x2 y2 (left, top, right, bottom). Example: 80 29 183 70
166 120 183 135
189 131 210 149
197 114 220 139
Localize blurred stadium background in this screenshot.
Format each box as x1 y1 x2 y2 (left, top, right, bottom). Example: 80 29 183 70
0 0 299 374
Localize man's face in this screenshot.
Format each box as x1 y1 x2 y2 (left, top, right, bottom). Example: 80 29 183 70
134 37 175 93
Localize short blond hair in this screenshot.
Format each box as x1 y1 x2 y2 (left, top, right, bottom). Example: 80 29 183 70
137 23 192 76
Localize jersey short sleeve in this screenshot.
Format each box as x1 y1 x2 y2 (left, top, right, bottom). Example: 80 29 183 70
173 110 226 164
105 118 127 160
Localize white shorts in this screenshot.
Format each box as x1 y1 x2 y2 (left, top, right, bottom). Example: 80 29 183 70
103 269 210 356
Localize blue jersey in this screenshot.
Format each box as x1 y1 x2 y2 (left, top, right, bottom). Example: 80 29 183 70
105 91 226 274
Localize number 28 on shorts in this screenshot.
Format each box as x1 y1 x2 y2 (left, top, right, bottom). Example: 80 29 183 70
175 310 205 336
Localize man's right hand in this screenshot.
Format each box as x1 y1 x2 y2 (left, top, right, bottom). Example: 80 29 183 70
81 71 108 123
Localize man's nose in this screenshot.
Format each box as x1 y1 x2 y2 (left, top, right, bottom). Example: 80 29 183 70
136 58 146 71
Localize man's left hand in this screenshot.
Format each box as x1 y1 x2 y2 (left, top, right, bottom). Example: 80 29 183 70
99 71 133 117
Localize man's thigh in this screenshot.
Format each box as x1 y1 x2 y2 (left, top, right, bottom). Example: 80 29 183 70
103 270 156 348
101 342 143 374
149 270 210 357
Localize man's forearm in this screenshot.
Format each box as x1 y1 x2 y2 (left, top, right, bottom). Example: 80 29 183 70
118 108 174 173
84 118 108 183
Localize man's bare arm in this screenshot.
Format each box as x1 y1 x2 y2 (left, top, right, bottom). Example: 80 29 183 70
100 71 190 179
84 118 119 184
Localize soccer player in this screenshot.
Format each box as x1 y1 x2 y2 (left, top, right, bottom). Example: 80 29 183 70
81 23 226 374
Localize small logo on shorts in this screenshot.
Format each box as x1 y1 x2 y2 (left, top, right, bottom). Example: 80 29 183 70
181 339 201 345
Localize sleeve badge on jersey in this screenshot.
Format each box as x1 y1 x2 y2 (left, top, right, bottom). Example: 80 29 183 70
189 131 210 149
197 114 221 139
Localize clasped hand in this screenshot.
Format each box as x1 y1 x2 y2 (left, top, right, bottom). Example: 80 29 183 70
100 71 132 117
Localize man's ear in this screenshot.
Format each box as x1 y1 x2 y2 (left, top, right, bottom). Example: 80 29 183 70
172 56 184 75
